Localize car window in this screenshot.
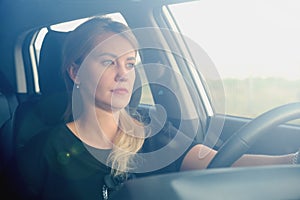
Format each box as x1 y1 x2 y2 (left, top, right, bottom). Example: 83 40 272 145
33 13 154 105
168 0 300 123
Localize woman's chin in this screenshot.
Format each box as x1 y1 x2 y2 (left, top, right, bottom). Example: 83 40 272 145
94 99 129 112
108 100 130 112
110 96 131 110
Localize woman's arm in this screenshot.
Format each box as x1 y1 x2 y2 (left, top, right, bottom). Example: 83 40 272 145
180 144 297 171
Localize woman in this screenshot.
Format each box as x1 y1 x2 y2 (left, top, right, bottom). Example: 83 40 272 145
15 17 299 200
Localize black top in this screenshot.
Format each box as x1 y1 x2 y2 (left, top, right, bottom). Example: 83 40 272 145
15 122 198 200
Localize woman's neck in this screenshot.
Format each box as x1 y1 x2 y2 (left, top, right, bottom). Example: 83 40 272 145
68 107 120 149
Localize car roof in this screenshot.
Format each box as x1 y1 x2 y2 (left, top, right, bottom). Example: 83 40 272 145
0 0 191 33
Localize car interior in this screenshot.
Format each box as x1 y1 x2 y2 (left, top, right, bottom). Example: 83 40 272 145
0 0 300 199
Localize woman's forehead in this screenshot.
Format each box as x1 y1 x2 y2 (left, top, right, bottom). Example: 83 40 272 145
92 33 136 57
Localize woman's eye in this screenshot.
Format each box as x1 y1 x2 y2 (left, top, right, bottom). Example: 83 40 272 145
126 63 135 69
102 60 114 66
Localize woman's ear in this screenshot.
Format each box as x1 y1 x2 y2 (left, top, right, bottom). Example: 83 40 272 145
68 63 80 84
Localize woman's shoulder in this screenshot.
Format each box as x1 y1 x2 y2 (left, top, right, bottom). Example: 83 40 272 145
18 123 75 154
16 123 83 171
28 123 68 141
40 123 74 138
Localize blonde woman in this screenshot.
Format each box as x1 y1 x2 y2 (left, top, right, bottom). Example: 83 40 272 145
15 17 299 200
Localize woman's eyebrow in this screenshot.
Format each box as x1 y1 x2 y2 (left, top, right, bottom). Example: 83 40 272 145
95 52 117 58
127 57 136 61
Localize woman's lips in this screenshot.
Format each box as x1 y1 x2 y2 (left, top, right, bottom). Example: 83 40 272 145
111 88 129 95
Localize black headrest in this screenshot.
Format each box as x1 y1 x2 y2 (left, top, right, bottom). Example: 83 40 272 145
38 30 69 95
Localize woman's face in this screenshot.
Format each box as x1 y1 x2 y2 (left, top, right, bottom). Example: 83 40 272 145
75 32 137 112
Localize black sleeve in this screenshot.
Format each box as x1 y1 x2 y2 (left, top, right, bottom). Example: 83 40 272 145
162 122 199 172
138 121 199 177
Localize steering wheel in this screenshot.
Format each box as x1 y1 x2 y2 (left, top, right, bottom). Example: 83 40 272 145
207 102 300 168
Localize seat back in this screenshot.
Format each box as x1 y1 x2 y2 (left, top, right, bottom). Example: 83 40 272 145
0 71 18 171
0 71 18 129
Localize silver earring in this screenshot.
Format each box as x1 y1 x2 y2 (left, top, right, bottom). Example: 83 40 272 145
76 84 80 89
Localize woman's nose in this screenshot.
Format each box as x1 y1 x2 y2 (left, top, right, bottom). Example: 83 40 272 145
115 62 129 82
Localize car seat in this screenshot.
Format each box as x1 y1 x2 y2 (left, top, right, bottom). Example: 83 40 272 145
13 30 70 150
0 71 18 171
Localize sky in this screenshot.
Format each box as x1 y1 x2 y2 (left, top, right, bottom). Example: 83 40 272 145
169 0 300 80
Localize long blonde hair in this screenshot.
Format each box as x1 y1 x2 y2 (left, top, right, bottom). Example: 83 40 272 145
108 109 144 176
62 17 144 176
